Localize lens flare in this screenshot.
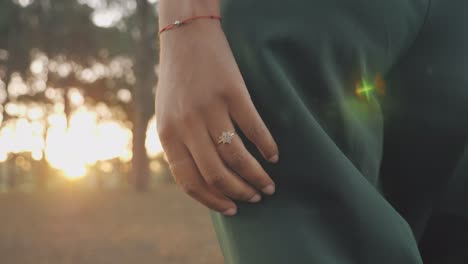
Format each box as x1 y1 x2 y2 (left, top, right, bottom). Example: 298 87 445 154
355 74 386 101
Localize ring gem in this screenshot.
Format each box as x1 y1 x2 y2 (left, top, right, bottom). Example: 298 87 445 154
218 131 235 144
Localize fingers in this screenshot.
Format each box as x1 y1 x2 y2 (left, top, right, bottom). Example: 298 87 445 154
204 103 276 195
161 138 238 216
226 88 279 163
182 114 262 203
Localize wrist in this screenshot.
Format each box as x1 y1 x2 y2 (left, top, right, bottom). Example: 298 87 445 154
159 17 223 63
158 0 221 29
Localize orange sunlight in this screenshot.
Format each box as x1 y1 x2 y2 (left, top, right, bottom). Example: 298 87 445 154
0 105 163 180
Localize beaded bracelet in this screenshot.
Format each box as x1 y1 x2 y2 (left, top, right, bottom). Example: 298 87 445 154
158 15 222 35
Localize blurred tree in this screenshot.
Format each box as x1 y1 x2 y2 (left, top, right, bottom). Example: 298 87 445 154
0 0 159 191
132 0 157 190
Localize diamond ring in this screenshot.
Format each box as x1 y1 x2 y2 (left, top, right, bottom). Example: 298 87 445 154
218 131 236 144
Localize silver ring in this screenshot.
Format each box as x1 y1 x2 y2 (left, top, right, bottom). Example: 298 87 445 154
218 131 236 144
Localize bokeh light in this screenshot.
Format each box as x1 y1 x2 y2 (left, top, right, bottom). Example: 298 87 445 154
0 103 163 180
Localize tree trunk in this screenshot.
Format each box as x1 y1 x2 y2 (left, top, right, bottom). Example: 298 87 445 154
132 0 156 191
34 157 49 191
132 110 150 191
7 156 17 190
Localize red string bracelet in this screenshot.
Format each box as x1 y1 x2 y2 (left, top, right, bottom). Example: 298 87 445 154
158 15 222 35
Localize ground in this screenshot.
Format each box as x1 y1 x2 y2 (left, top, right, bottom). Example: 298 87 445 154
0 184 224 264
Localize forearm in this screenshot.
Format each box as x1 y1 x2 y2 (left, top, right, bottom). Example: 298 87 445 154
158 0 221 28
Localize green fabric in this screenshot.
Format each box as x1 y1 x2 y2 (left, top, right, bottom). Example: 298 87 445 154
209 0 468 263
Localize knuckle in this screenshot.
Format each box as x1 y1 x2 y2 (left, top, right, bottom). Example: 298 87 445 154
230 82 247 96
157 122 175 144
224 85 247 106
206 172 226 186
196 99 215 113
221 86 236 102
178 181 200 196
167 156 190 171
226 150 248 170
178 111 197 128
246 122 265 140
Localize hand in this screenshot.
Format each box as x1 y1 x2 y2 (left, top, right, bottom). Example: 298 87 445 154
155 18 279 216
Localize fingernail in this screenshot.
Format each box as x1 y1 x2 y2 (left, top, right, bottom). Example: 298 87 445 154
269 154 279 163
248 194 261 203
223 208 237 216
262 184 275 195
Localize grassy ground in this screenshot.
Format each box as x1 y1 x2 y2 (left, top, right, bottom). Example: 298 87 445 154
0 184 224 264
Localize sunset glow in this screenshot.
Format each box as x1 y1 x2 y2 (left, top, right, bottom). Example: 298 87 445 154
0 105 163 180
0 49 162 181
